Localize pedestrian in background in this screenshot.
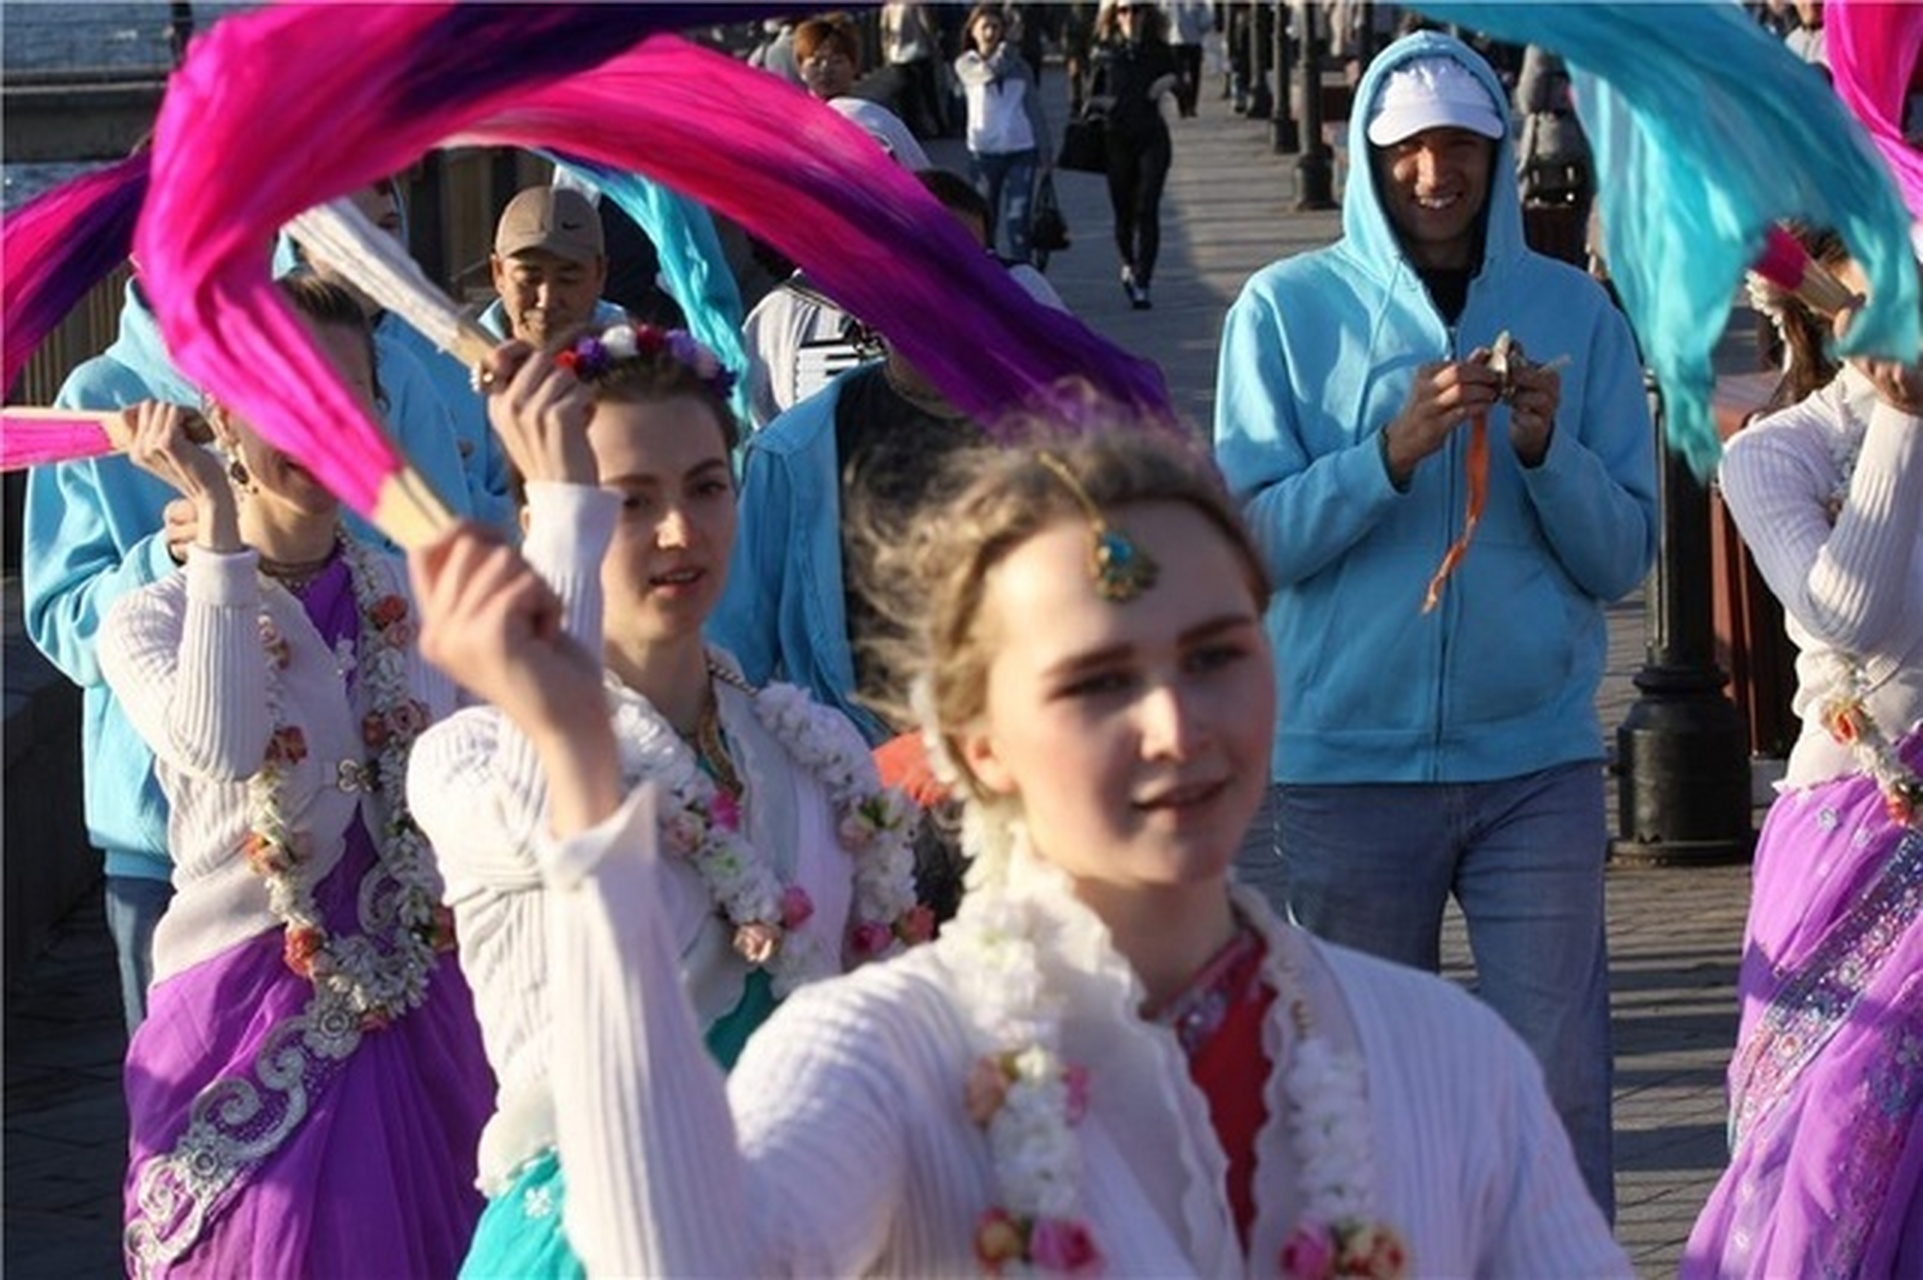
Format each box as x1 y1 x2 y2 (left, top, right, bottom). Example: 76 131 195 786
1089 0 1179 310
881 2 947 139
956 3 1052 265
1161 0 1211 117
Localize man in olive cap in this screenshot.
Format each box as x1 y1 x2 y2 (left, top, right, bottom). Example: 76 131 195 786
481 185 623 349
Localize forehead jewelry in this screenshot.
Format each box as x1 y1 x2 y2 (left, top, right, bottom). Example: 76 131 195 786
1034 451 1160 602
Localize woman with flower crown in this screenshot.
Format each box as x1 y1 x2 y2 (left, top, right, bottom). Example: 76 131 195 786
406 421 1626 1278
1683 262 1923 1278
405 325 927 1278
98 276 492 1277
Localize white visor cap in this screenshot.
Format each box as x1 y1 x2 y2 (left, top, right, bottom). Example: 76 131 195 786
1367 56 1507 147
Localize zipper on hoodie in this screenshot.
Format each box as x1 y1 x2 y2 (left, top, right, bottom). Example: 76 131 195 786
1431 321 1460 777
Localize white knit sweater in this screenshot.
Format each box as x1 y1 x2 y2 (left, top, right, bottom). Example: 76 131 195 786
100 542 454 981
407 483 865 1191
537 794 1631 1278
1718 365 1923 788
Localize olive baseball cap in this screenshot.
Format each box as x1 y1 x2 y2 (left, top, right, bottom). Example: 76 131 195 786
494 186 605 263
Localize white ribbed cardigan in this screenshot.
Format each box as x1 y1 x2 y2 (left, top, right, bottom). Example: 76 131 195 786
407 484 860 1191
536 794 1630 1278
1718 366 1923 788
100 543 454 981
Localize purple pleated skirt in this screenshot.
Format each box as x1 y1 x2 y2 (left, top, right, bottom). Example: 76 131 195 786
123 821 493 1278
1683 728 1923 1278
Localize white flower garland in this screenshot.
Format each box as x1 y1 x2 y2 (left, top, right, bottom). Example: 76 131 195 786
1814 650 1923 827
613 659 928 997
246 536 453 1027
951 848 1408 1278
951 887 1098 1276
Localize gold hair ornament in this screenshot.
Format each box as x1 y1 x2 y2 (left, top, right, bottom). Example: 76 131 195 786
1034 451 1160 602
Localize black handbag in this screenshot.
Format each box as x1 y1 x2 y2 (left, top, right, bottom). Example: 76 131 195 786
1031 176 1070 253
1056 113 1108 174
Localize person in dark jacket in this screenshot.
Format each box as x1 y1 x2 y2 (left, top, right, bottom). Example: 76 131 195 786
1089 0 1179 310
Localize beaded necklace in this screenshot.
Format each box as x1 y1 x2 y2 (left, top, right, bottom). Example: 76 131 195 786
613 658 932 995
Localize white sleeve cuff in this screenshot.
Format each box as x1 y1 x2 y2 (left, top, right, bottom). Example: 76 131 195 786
184 544 261 606
534 783 658 894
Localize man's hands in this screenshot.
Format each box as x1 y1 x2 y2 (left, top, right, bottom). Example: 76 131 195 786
1503 356 1561 467
1380 358 1499 488
1379 340 1562 487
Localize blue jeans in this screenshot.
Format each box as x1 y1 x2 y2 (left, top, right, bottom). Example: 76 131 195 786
1236 762 1617 1221
104 873 174 1035
968 148 1038 264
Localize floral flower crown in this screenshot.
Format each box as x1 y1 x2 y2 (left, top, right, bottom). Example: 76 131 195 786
554 322 738 401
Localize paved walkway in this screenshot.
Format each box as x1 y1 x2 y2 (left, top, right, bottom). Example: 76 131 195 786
4 78 1760 1280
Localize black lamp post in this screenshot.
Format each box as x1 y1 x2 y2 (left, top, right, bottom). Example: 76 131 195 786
1271 1 1298 153
1293 1 1335 210
1238 1 1269 119
1612 377 1756 865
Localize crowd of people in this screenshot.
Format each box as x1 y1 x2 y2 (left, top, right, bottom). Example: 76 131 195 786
13 4 1920 1278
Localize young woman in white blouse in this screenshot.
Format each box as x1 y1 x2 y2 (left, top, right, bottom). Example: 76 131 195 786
1684 263 1923 1278
408 426 1628 1277
102 277 490 1277
956 2 1052 265
405 329 926 1278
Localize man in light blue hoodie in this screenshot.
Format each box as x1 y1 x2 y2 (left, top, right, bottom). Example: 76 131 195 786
1214 32 1656 1220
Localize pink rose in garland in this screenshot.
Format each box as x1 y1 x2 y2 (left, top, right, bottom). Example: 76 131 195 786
1028 1217 1102 1274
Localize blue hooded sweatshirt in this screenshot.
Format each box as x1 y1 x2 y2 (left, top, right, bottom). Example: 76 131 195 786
26 285 193 882
24 283 473 881
1214 32 1657 786
382 314 516 534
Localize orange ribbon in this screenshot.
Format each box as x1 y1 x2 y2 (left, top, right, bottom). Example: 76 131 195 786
1421 411 1489 614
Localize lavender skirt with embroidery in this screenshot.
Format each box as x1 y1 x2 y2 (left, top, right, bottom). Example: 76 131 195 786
1683 728 1923 1278
123 821 493 1277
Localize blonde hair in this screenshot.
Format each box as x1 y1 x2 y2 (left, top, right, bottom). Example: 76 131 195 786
859 416 1268 831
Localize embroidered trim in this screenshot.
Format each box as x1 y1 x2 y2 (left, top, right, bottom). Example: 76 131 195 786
126 993 365 1275
1148 922 1263 1056
1731 823 1923 1142
1823 1011 1923 1276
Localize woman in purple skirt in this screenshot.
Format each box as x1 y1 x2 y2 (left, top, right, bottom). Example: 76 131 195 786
99 277 491 1277
1684 255 1923 1278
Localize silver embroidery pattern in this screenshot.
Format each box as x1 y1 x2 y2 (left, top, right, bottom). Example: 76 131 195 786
125 997 363 1276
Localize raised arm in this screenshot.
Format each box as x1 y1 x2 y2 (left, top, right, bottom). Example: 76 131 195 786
98 403 270 781
1721 369 1923 651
